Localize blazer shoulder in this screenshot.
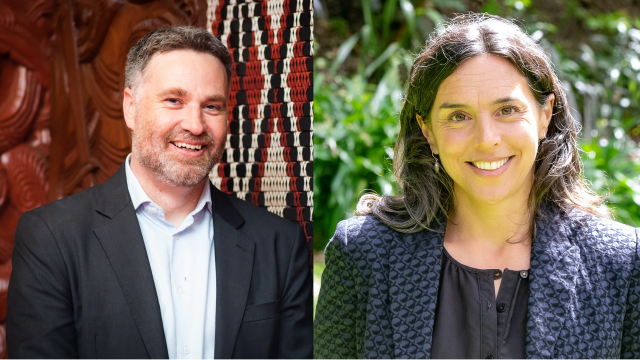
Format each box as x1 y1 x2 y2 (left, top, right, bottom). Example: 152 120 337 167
327 214 413 257
26 181 109 225
565 208 638 263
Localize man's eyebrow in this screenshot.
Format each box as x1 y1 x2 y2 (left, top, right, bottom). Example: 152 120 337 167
157 87 188 97
206 94 227 102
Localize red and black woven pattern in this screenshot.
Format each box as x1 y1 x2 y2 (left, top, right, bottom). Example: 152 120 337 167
213 12 313 34
207 0 313 250
232 57 312 76
221 27 313 48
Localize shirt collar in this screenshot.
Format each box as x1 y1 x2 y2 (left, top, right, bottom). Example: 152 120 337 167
124 153 212 214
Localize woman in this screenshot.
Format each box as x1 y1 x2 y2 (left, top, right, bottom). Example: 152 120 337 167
314 14 640 359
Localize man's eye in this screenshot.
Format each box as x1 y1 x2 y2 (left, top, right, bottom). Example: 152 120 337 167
166 98 180 104
500 107 515 115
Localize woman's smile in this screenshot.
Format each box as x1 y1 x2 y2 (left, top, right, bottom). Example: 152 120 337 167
467 155 514 174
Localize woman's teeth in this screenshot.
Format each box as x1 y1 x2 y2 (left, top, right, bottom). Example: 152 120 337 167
471 157 509 170
173 142 202 151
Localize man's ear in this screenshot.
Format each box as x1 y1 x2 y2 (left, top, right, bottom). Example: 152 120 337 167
539 93 555 139
416 113 439 155
123 87 137 130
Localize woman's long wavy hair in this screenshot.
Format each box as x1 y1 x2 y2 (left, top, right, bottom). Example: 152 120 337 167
357 14 611 234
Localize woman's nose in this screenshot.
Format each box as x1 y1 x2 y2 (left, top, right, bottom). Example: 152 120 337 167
474 114 501 150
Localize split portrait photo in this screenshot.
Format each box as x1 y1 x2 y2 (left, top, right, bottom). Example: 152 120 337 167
1 0 313 358
313 1 640 359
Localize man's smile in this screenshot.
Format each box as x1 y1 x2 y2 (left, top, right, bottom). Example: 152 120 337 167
171 141 204 151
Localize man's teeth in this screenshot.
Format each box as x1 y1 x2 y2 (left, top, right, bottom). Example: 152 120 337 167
472 157 509 170
174 142 202 150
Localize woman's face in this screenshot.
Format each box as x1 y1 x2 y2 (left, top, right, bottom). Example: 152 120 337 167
419 54 554 207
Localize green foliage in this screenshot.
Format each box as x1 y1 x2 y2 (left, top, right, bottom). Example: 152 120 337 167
313 68 402 250
540 9 640 225
582 138 640 226
314 0 640 252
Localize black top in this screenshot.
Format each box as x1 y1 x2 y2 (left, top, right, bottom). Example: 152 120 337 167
431 248 530 359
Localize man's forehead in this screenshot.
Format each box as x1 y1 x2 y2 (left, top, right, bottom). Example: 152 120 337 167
137 49 228 93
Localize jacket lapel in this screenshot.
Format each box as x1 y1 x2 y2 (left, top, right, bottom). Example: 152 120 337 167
389 220 445 359
210 185 255 359
526 206 581 358
92 165 169 359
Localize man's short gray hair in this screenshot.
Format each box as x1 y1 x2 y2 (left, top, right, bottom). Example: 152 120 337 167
124 25 233 95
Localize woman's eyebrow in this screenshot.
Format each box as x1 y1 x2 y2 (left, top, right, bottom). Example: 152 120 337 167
491 96 519 105
439 102 469 110
439 97 522 110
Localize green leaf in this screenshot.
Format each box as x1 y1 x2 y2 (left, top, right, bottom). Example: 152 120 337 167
399 0 418 44
425 9 445 30
382 0 399 42
329 33 360 77
482 0 501 15
364 42 401 79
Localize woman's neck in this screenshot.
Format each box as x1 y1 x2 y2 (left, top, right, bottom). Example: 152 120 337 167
443 185 533 271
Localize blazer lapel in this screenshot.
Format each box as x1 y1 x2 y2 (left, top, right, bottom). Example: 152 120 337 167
210 185 255 359
526 206 580 358
389 221 445 359
92 165 169 359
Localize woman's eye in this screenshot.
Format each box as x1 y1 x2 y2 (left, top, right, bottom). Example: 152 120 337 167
500 107 515 115
451 113 467 121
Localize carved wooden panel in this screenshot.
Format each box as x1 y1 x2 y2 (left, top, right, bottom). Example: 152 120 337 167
0 0 207 356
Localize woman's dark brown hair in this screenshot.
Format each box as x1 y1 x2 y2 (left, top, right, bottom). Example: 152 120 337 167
357 13 610 234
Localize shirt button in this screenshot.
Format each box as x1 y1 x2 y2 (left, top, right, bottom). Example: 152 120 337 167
497 304 507 313
173 234 179 240
493 270 502 279
179 287 185 294
149 207 157 214
184 346 190 354
520 270 528 278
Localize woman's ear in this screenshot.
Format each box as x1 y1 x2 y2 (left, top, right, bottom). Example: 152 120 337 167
538 93 555 139
416 113 439 155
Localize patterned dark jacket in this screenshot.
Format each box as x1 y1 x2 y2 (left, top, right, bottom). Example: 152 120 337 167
314 205 640 358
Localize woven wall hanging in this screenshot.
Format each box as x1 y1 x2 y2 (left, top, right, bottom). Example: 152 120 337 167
207 0 314 256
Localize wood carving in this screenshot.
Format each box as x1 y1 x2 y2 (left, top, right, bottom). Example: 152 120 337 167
0 0 207 356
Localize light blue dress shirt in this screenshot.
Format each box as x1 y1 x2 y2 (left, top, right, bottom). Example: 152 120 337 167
125 154 216 359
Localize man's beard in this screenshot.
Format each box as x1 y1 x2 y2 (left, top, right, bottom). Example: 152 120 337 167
131 116 224 188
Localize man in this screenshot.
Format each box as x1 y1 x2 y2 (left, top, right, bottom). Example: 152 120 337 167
6 26 312 358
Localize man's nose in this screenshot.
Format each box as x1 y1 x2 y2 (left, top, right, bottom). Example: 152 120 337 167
180 104 206 135
475 113 501 151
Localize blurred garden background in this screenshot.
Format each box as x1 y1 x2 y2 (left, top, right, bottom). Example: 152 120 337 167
313 0 640 313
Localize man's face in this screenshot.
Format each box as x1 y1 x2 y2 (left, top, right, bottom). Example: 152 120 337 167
124 49 228 188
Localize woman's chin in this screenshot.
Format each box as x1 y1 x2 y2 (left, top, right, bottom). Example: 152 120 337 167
456 185 518 206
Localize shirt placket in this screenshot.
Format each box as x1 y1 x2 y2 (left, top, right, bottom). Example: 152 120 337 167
171 212 210 359
480 270 500 359
171 231 191 358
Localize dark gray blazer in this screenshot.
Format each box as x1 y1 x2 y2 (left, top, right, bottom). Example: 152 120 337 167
7 164 313 358
314 205 640 358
